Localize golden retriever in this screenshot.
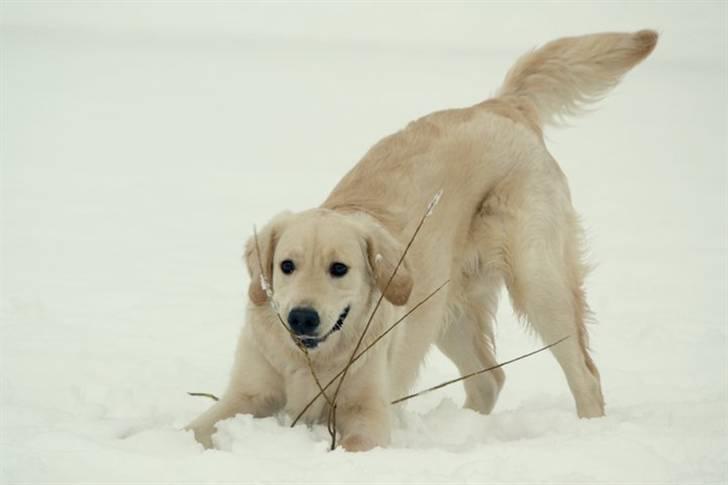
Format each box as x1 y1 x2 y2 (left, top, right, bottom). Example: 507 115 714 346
187 30 658 451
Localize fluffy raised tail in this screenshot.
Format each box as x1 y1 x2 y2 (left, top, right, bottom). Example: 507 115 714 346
497 30 658 127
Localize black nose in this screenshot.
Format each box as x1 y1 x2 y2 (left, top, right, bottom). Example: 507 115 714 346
287 307 320 335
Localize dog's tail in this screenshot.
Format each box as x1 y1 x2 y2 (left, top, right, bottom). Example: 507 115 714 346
496 30 658 127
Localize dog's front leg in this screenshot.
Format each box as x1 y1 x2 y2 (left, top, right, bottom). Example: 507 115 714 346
334 358 391 452
186 327 284 448
336 396 391 452
186 394 266 449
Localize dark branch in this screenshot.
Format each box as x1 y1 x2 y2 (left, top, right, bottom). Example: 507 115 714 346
391 336 570 405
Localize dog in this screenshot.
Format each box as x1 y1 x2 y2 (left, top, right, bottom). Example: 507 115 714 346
187 30 658 451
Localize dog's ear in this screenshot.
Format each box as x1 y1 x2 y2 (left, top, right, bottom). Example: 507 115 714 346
363 221 413 306
244 212 292 306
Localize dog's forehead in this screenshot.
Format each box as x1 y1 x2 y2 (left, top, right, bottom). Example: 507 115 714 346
277 211 362 257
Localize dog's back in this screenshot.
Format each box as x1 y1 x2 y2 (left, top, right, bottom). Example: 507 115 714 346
325 30 659 225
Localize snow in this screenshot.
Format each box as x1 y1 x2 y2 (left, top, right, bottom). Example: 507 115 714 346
1 3 726 483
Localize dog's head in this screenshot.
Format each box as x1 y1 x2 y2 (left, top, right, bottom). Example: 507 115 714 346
244 209 412 351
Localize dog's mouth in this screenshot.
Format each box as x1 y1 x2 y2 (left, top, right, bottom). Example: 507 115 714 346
296 305 350 350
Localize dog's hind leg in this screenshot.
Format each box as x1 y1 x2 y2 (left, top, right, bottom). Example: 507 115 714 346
504 179 605 418
437 279 504 414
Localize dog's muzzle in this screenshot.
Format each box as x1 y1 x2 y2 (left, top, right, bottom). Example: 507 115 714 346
297 305 350 349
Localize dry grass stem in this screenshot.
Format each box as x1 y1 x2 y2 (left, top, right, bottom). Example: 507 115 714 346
189 337 569 410
390 336 570 405
188 320 569 446
187 392 219 401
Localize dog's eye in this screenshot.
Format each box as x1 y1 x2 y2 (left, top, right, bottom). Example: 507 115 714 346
329 262 348 278
280 260 296 275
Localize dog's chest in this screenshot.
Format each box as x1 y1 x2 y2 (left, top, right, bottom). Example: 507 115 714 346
281 366 332 423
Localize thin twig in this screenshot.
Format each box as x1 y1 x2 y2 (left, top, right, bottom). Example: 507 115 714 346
187 392 219 401
325 191 443 449
390 336 570 405
327 399 337 449
189 333 569 434
290 280 450 427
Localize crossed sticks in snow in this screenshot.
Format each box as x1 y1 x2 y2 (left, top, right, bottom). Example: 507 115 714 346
189 190 568 451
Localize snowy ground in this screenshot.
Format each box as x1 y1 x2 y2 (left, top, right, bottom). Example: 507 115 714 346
1 3 727 484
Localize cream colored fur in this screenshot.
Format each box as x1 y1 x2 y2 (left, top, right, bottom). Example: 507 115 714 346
187 30 658 451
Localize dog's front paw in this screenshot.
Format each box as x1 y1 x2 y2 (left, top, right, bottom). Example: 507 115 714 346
340 433 378 452
186 425 215 449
